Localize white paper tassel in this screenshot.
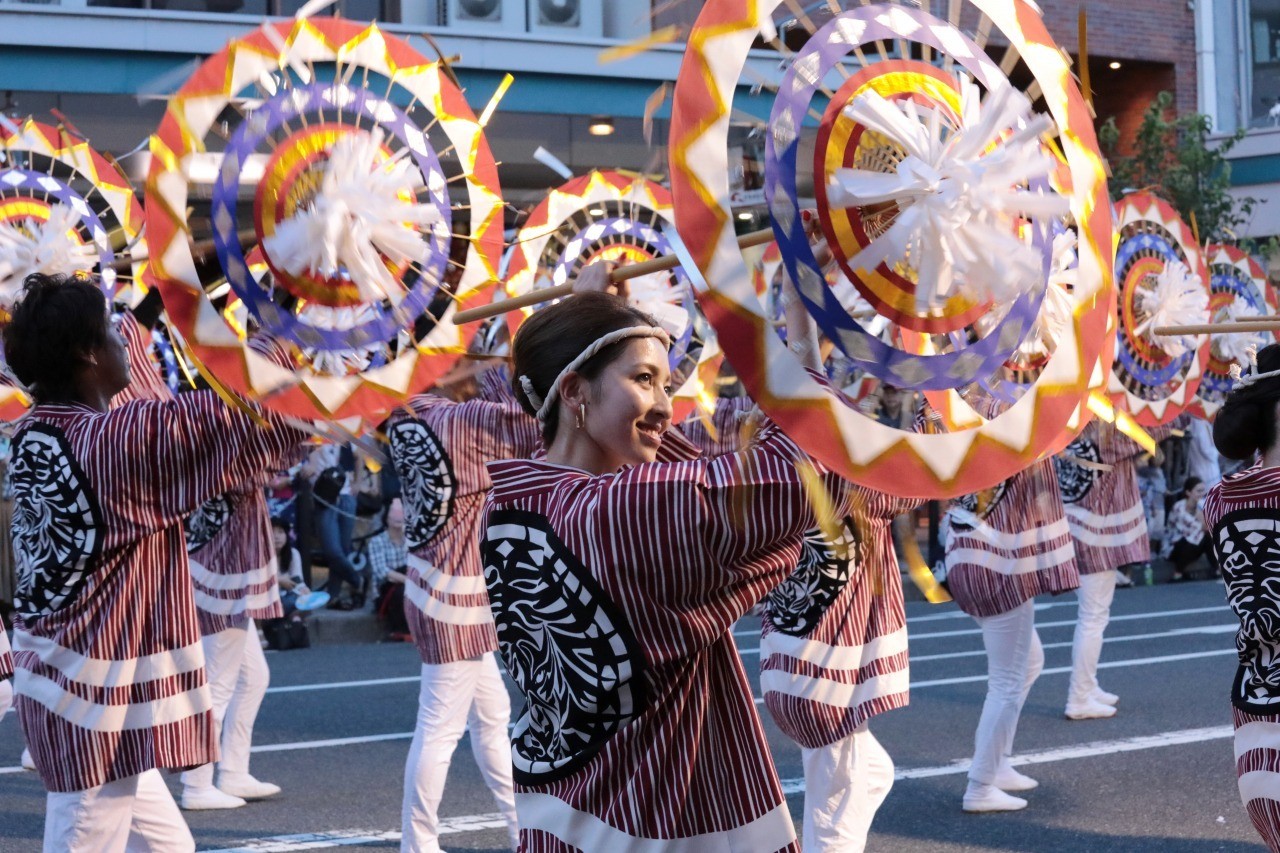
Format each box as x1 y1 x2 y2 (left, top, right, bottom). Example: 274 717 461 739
1213 297 1269 366
826 75 1067 314
1134 259 1209 358
0 204 97 305
263 129 442 305
625 270 691 339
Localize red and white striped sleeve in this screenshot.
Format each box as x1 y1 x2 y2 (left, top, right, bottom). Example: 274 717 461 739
592 421 833 657
113 312 174 406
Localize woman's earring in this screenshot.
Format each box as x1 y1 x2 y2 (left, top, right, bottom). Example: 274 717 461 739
576 402 586 430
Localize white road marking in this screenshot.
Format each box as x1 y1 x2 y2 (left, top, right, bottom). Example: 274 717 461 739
200 724 1237 852
905 605 1228 641
267 676 418 695
741 623 1238 660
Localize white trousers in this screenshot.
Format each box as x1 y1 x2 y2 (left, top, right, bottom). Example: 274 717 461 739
402 653 518 853
0 677 12 720
800 725 894 853
181 621 270 790
969 599 1044 785
1067 571 1117 706
44 769 194 853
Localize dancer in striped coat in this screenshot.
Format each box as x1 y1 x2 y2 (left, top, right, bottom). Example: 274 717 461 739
113 308 287 810
943 454 1079 812
1203 343 1280 852
388 361 538 852
762 485 919 852
4 274 305 851
1055 420 1172 719
481 291 844 852
678 393 754 456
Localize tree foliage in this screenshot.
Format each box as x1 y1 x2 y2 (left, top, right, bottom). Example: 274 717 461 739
1098 91 1254 243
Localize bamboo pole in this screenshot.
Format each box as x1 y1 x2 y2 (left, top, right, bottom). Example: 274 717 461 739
1153 319 1280 336
452 227 778 324
104 229 258 271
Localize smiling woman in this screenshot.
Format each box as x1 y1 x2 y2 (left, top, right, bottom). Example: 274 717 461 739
481 291 847 852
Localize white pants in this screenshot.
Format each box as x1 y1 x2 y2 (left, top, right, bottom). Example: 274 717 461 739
0 677 12 720
44 769 194 853
800 726 893 853
969 599 1044 785
402 653 518 852
1067 571 1117 706
181 621 270 790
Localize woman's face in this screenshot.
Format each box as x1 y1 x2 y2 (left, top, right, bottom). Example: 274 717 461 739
99 313 132 396
576 337 673 471
1188 482 1206 503
272 527 288 550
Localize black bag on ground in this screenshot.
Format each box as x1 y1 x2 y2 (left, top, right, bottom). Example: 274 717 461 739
264 618 310 651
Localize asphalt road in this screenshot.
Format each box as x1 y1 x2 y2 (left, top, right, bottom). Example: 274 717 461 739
0 580 1265 852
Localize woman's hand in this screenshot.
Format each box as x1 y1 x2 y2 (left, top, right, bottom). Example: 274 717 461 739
278 576 297 591
572 260 628 300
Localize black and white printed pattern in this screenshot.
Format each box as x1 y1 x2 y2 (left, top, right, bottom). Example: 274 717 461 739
765 519 859 636
1055 437 1103 504
481 509 645 784
11 425 104 617
389 418 456 550
1214 508 1280 708
955 480 1009 521
185 494 231 552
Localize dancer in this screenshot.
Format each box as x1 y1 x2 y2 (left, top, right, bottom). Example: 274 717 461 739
1204 343 1280 852
1055 420 1171 719
4 274 304 851
388 354 537 852
481 290 843 852
177 486 284 810
943 454 1079 812
112 303 286 810
0 626 11 721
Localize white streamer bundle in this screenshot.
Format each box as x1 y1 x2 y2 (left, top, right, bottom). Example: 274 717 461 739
826 75 1068 314
263 128 442 304
1134 259 1209 358
1213 297 1269 366
0 204 97 305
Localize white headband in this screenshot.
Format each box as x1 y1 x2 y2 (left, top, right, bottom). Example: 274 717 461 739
520 325 671 423
1229 344 1280 389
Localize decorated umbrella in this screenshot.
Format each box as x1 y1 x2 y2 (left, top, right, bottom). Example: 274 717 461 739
501 168 720 422
144 18 505 424
1109 192 1211 426
1189 244 1279 420
667 0 1114 499
0 117 149 419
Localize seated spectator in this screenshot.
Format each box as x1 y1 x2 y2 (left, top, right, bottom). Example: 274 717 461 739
1163 476 1216 581
365 498 409 641
272 516 308 617
1138 452 1168 554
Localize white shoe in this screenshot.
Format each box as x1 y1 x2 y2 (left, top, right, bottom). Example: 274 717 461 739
181 786 246 810
1065 699 1117 720
994 765 1039 792
218 772 281 800
963 783 1028 812
20 749 34 771
1092 688 1119 706
1114 570 1134 588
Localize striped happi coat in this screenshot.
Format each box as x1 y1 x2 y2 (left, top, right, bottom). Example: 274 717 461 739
387 367 539 666
186 488 280 635
481 420 835 852
1055 421 1172 575
115 313 281 636
944 457 1080 618
761 485 920 749
10 394 302 792
1205 464 1280 851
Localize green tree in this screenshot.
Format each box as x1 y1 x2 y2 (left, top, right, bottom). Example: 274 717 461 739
1098 91 1254 244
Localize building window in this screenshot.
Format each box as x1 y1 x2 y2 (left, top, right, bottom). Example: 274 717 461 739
1250 0 1280 127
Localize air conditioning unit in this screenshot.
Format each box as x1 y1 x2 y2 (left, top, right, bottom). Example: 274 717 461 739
445 0 525 29
527 0 603 39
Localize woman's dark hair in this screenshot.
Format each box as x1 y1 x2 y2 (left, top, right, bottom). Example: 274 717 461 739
271 516 295 569
1214 343 1280 460
3 273 109 403
1182 476 1202 497
511 292 658 443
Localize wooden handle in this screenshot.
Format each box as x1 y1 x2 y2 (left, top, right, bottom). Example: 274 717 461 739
1153 318 1280 336
452 227 776 324
105 229 258 272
